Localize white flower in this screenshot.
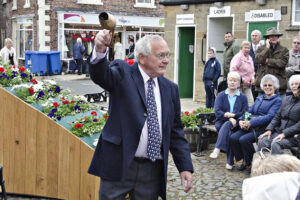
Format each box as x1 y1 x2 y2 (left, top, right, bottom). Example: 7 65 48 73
11 84 30 91
44 79 57 85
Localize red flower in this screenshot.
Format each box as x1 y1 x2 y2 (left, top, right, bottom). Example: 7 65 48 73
184 111 190 115
60 96 65 100
18 67 26 72
27 88 34 95
12 66 16 69
30 79 38 84
74 123 83 128
9 67 12 70
0 67 4 72
70 100 75 104
62 100 69 104
91 111 97 116
192 110 195 114
103 113 108 119
53 102 60 107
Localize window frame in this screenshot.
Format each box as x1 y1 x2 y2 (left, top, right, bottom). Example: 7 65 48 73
23 0 30 8
17 24 33 59
292 0 300 26
12 0 17 10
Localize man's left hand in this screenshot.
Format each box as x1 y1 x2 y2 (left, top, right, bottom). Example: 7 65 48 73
180 171 193 193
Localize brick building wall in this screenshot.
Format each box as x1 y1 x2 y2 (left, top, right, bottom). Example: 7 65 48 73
162 0 299 102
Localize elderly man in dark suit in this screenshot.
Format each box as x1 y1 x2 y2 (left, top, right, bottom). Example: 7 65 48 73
88 30 194 200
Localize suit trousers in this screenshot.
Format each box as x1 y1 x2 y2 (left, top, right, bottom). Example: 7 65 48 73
99 158 163 200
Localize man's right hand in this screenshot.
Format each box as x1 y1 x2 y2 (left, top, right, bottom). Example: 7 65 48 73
94 30 112 53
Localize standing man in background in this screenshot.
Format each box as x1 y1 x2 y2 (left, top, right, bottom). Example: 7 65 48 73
73 37 86 75
88 30 194 200
249 30 264 100
255 27 289 96
223 32 240 79
286 35 300 78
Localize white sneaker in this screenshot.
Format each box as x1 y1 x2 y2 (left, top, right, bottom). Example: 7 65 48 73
209 151 219 159
226 163 233 170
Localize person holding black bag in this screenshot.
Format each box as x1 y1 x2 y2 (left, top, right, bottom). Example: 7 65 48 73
229 74 282 173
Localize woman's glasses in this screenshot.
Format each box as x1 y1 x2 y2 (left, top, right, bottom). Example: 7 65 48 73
263 84 273 87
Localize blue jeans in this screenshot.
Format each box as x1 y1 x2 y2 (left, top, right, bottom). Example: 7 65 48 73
204 81 215 108
230 129 263 165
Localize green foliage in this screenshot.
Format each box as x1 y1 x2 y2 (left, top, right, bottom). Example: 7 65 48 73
181 111 201 131
194 107 214 114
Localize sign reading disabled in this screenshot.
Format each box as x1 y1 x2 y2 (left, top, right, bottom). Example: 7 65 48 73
249 9 275 21
176 14 194 24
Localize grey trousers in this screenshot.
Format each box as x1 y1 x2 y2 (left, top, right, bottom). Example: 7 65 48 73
99 158 164 200
257 132 297 154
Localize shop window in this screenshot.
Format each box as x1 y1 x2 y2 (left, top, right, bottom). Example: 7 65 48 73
292 0 300 25
62 30 99 59
24 0 30 8
18 24 33 59
77 0 103 5
134 0 156 8
12 0 17 10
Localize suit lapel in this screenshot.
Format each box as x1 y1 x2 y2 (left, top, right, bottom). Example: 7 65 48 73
158 76 170 137
131 63 147 108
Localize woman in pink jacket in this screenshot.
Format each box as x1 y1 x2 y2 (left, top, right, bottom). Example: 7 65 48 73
230 41 255 107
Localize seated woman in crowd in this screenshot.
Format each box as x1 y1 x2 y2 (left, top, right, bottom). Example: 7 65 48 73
230 41 255 107
229 74 282 172
257 74 300 154
210 72 248 170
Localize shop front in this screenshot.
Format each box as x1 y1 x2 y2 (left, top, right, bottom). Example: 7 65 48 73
57 11 164 62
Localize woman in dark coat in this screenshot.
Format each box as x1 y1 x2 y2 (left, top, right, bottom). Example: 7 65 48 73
257 74 300 154
230 74 282 172
210 71 248 170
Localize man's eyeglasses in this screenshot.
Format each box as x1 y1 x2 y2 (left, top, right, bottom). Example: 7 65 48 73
293 41 300 45
154 52 170 60
263 84 273 87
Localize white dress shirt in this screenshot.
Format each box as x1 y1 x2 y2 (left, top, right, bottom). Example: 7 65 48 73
135 65 162 158
90 46 163 158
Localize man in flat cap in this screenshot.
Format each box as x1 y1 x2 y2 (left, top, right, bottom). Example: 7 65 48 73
255 27 289 95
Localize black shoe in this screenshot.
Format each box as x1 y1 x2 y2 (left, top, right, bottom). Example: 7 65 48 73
78 73 82 75
237 163 251 171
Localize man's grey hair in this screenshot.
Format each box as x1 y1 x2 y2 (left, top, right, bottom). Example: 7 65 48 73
289 74 300 88
260 74 280 91
251 30 262 37
134 35 165 62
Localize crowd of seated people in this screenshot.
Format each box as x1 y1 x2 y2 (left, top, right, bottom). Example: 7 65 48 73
210 73 300 174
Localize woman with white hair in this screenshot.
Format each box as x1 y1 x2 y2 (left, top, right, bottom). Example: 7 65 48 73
210 71 248 170
257 74 300 154
73 37 85 75
0 38 18 66
229 74 282 172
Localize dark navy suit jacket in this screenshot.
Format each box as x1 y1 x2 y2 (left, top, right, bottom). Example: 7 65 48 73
88 58 193 199
249 44 259 74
